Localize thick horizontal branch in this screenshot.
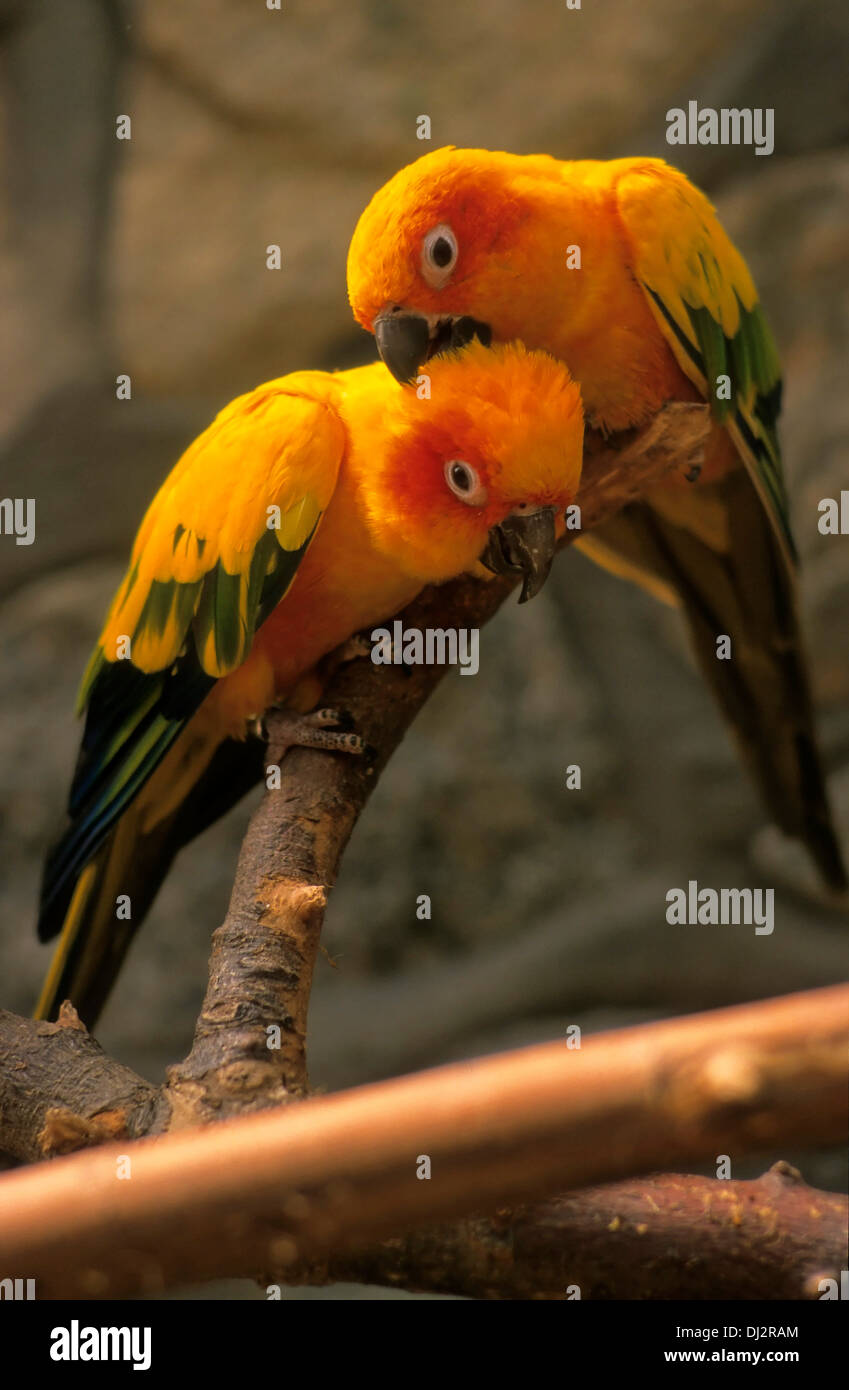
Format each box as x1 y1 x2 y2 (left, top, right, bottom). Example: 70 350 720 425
294 1165 847 1301
0 985 844 1298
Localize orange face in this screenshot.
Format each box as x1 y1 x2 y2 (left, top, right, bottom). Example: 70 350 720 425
347 146 692 431
362 340 585 601
349 152 524 310
347 148 565 379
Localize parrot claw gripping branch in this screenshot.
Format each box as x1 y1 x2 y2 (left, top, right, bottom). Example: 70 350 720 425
247 705 369 759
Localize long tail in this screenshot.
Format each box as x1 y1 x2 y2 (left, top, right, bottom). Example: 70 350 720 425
35 732 265 1028
578 467 847 893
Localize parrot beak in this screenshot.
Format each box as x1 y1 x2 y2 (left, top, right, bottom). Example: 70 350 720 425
374 310 492 384
479 506 558 603
374 313 431 384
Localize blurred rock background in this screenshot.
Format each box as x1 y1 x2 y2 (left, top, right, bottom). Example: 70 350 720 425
1 0 847 1298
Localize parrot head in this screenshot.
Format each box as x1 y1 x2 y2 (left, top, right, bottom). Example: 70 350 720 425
347 146 584 385
363 339 583 603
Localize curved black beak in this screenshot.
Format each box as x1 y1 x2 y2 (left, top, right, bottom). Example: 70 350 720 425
479 506 558 603
374 313 431 384
374 311 493 384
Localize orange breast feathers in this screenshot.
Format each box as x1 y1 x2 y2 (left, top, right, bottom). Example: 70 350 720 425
204 473 425 734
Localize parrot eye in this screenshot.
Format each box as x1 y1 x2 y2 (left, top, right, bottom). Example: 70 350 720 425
444 459 487 506
422 224 458 286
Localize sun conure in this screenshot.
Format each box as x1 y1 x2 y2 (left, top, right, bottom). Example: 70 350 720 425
347 146 847 891
35 340 584 1027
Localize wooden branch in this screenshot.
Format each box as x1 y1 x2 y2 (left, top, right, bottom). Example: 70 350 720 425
290 1165 848 1301
0 986 844 1298
0 1005 165 1163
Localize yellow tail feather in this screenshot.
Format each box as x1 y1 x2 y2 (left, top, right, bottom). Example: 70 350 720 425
33 861 101 1020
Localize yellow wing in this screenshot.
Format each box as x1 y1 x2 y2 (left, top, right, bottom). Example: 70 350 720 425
82 381 343 691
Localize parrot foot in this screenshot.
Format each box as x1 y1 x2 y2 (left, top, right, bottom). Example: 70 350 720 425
320 630 414 678
333 633 373 664
254 706 374 761
316 631 374 683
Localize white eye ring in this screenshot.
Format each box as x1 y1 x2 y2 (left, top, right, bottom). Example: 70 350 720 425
444 459 487 506
422 224 458 287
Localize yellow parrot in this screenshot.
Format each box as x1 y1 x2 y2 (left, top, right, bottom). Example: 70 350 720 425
36 341 584 1026
347 147 847 891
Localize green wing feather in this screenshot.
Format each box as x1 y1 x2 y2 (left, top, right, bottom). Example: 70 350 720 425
615 160 793 565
